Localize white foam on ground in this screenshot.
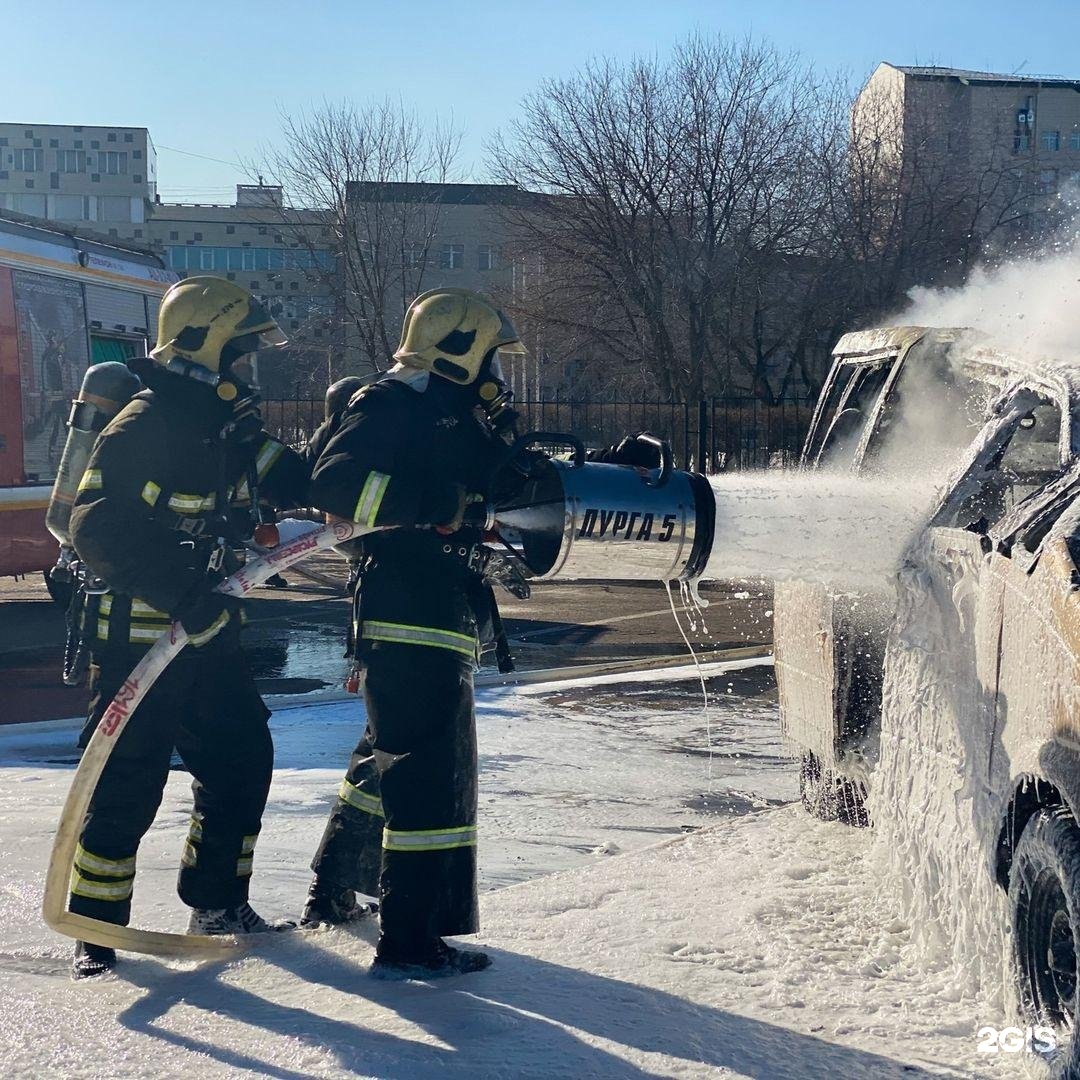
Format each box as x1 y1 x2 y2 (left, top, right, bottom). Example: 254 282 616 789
0 672 1016 1077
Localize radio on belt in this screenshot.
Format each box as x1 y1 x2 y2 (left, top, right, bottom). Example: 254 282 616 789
493 436 715 583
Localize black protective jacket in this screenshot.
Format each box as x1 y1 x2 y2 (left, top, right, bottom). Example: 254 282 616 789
70 370 308 653
306 372 510 659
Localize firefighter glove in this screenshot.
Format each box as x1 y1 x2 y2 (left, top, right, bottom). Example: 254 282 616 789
590 432 664 470
175 590 240 648
419 483 483 533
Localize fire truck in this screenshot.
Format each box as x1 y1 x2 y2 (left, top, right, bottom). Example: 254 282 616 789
0 211 176 589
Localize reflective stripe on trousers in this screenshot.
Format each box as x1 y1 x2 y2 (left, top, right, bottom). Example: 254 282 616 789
338 778 384 817
360 620 476 658
382 825 478 852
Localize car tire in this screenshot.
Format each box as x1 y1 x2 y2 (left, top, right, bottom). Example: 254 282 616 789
1010 805 1080 1076
42 569 73 608
798 751 870 828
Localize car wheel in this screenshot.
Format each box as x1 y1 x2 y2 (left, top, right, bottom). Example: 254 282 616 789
42 569 73 608
1010 806 1080 1075
798 751 870 828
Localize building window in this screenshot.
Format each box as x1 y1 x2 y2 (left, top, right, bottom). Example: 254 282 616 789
199 249 214 270
1014 134 1031 152
133 149 142 160
193 231 203 241
58 149 86 173
23 130 32 138
1071 132 1080 152
74 140 83 149
134 228 143 238
289 280 299 290
107 132 117 142
13 148 43 171
133 174 142 183
123 133 133 143
477 244 495 271
24 179 34 189
1038 168 1058 194
53 194 88 220
242 249 256 271
258 226 267 235
100 150 128 175
91 173 100 183
169 230 179 241
48 138 58 148
14 193 46 216
91 140 99 149
1042 131 1061 152
226 225 235 234
441 244 464 270
100 196 132 222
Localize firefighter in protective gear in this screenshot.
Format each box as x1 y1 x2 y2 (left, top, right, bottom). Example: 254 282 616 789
301 288 529 976
65 277 308 980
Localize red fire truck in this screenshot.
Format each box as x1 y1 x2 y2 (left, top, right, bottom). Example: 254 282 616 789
0 211 176 587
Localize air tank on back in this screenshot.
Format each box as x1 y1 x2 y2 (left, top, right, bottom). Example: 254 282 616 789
46 361 141 548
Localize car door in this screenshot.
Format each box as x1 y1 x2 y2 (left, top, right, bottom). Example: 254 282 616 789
775 345 909 771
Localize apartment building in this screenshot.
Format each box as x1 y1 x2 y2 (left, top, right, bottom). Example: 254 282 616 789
0 122 156 235
856 64 1080 215
145 183 338 395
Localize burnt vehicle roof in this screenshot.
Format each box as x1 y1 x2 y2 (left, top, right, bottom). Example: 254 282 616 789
832 326 1080 405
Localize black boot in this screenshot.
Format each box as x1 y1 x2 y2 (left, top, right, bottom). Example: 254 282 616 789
187 901 295 935
300 879 378 928
371 935 491 979
72 940 116 980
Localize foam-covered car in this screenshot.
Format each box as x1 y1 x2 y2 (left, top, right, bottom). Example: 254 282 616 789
775 326 1080 1064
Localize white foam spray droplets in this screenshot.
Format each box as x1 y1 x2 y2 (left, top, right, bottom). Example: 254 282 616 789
702 472 935 590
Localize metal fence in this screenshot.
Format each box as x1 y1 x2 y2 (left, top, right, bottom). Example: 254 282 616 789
263 391 814 473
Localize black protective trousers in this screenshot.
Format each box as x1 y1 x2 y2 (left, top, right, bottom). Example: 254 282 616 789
69 644 273 925
311 641 479 944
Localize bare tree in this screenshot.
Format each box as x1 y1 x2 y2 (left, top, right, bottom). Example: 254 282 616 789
258 100 461 375
490 36 837 402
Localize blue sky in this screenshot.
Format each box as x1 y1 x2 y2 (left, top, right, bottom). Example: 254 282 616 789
4 0 1078 200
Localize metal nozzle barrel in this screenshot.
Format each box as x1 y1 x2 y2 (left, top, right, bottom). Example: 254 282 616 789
496 458 714 582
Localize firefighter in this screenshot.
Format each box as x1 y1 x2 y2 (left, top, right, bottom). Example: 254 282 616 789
301 288 661 977
297 288 533 977
65 277 308 980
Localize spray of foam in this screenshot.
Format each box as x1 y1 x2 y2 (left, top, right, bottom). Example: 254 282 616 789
702 472 934 590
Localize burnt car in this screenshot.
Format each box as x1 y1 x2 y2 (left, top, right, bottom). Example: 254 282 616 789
775 325 1080 1063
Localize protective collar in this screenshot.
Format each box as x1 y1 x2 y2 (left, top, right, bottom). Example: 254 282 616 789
386 363 431 392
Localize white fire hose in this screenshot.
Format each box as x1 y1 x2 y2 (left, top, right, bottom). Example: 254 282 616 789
42 519 368 958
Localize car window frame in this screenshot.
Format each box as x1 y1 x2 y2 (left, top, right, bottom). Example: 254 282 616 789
930 382 1071 533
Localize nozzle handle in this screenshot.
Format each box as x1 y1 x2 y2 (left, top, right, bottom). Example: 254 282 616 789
639 435 674 488
509 431 586 468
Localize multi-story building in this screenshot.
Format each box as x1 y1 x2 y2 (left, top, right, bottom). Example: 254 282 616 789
855 64 1080 222
145 183 338 396
0 123 157 237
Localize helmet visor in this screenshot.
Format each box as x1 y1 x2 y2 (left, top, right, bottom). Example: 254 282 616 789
237 296 288 347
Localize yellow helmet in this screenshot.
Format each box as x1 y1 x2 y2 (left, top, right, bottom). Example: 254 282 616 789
149 276 287 376
393 287 526 385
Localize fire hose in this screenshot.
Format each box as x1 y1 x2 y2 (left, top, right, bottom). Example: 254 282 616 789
42 518 369 958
